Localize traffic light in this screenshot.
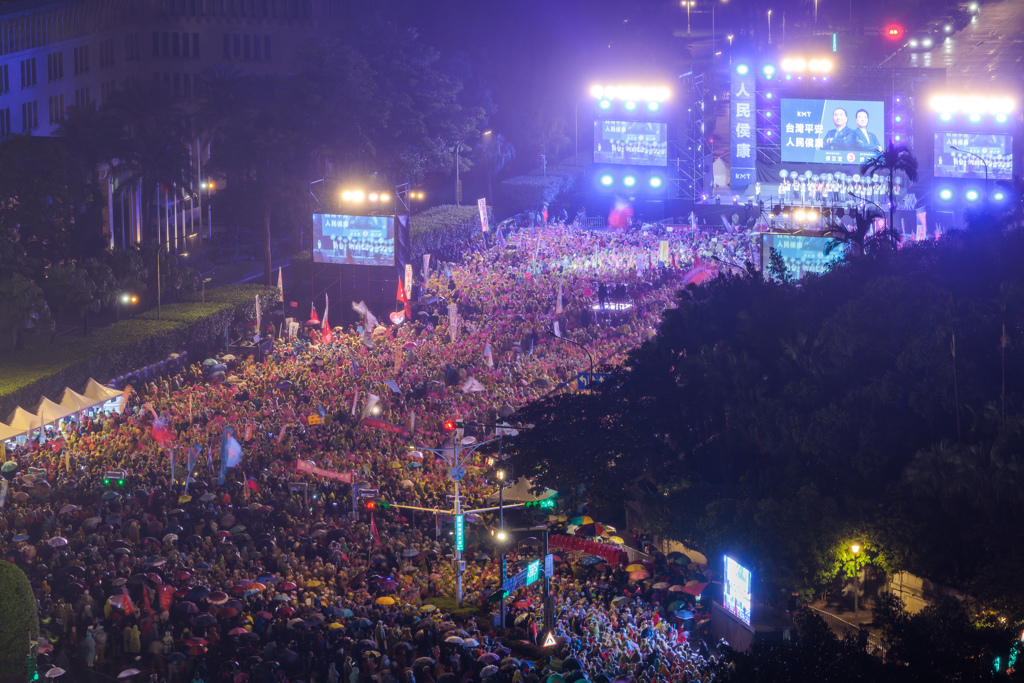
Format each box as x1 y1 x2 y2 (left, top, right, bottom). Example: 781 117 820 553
26 656 38 681
103 473 126 487
443 419 456 433
365 500 392 511
524 497 557 510
365 500 377 511
883 25 903 39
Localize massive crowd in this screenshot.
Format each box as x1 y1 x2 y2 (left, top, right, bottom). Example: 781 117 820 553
1 221 757 683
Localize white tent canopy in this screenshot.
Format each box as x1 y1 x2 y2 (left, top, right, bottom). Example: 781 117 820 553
35 397 74 423
59 388 95 413
7 406 42 432
83 378 121 403
0 422 25 441
1 378 123 442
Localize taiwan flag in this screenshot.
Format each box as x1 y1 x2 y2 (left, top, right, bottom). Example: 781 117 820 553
396 280 411 318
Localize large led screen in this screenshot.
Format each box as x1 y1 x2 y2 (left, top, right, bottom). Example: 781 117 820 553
594 120 668 166
724 556 752 626
762 234 844 279
934 132 1013 180
781 99 886 165
313 214 395 266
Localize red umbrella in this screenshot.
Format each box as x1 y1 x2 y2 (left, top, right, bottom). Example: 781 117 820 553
216 530 232 538
278 581 297 591
220 606 240 619
183 638 208 647
146 573 163 584
680 582 709 596
208 591 229 605
228 627 248 636
176 571 192 581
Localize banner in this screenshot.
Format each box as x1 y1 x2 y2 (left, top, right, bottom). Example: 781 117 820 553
556 280 563 314
477 198 489 232
295 459 354 482
916 211 928 241
255 295 261 338
659 240 670 264
404 264 413 300
448 302 458 342
730 67 757 190
423 253 431 278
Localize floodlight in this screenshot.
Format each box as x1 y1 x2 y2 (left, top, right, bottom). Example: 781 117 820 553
625 101 637 111
894 135 902 141
969 113 981 123
940 112 953 122
351 190 365 202
342 191 352 201
966 190 979 202
599 100 611 109
807 210 818 220
736 64 749 75
649 176 662 188
994 191 1006 201
368 192 379 202
996 114 1008 123
647 101 660 111
763 65 775 76
939 189 953 200
623 176 636 187
766 111 772 117
380 193 390 201
794 209 806 221
895 115 902 122
600 175 613 186
590 84 603 98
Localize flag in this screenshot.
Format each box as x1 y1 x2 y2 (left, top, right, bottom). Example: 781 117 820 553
422 253 431 278
483 342 494 368
448 302 458 342
690 211 697 232
556 280 563 314
321 295 333 344
117 385 133 415
309 302 319 324
207 446 213 472
553 321 561 338
361 393 380 420
396 280 411 318
277 425 288 445
122 587 134 616
370 513 382 546
219 426 242 484
277 267 284 302
460 377 486 393
255 294 261 336
351 389 359 416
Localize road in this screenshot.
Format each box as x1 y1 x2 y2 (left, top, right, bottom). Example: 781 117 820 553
901 0 1024 89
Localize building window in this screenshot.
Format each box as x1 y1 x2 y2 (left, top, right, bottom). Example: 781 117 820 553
254 36 261 59
74 46 90 75
0 65 9 95
22 100 38 131
20 58 38 89
223 34 230 58
233 34 240 58
243 34 250 59
162 33 169 58
75 87 90 108
193 33 200 59
48 52 64 81
0 108 11 138
172 33 180 58
182 33 189 59
264 35 271 60
99 39 115 68
48 93 65 124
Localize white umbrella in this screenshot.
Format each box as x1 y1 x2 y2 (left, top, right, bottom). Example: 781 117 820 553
45 668 66 678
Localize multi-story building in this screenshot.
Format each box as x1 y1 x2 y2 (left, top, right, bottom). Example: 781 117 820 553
0 0 353 138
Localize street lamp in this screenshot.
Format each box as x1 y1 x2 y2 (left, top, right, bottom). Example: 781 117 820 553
950 145 989 198
727 34 734 65
547 331 595 380
851 543 862 624
117 293 138 321
682 0 696 34
768 9 772 44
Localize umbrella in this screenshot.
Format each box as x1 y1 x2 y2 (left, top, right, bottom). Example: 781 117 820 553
44 668 66 678
481 665 499 678
228 627 249 636
163 533 179 544
118 669 141 679
625 564 645 572
208 591 229 604
176 602 199 614
402 549 420 557
220 606 240 619
674 610 695 620
680 581 709 596
608 536 625 544
629 570 650 581
652 582 670 590
183 638 208 647
257 611 273 620
445 636 464 645
668 585 686 592
611 596 633 606
194 614 217 628
375 596 395 605
569 516 593 525
58 504 78 514
413 657 436 668
176 571 192 581
419 605 436 613
477 653 500 664
278 581 297 591
464 638 480 647
47 537 68 547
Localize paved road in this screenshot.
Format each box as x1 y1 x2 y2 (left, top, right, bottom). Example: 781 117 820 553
903 0 1024 89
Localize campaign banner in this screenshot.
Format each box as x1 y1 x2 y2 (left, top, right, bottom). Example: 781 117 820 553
404 264 413 300
780 99 885 165
295 459 354 482
730 70 757 190
477 198 489 232
658 240 670 264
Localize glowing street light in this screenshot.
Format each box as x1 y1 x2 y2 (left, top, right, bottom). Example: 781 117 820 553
768 9 772 44
681 0 696 34
851 543 862 623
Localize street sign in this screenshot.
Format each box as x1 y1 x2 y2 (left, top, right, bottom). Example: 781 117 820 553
454 514 465 552
577 372 610 390
526 559 540 585
502 554 555 593
449 465 466 481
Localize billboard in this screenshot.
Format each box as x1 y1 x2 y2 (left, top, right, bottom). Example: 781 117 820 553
781 99 886 165
730 69 757 190
313 214 395 266
724 556 752 626
934 132 1013 180
762 234 844 279
594 120 668 166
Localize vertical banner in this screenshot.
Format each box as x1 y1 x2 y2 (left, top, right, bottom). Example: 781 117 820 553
448 302 458 342
422 253 431 278
404 264 413 300
730 68 757 191
916 211 928 242
477 198 489 232
658 240 670 264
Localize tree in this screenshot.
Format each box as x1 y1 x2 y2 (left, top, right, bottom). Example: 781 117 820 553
860 140 919 236
0 560 39 681
478 132 516 205
0 274 52 351
822 206 890 257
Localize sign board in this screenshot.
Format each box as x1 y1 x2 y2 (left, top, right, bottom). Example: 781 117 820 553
357 487 378 499
577 372 611 390
502 554 555 593
454 514 465 552
307 415 322 425
477 198 489 232
404 263 413 300
449 465 466 481
542 632 557 648
730 68 757 190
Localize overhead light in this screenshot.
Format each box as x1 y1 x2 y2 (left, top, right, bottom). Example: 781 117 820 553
763 65 775 76
929 94 1015 115
993 191 1005 201
939 188 952 200
736 64 749 75
623 176 636 187
624 101 637 110
965 190 979 202
647 101 660 111
599 99 611 109
939 112 953 121
600 175 613 186
649 176 662 188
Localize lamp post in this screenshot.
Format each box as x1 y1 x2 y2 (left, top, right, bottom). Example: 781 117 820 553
682 0 696 34
547 330 595 382
495 465 509 630
851 543 862 624
727 33 734 65
156 242 169 321
768 9 772 44
950 145 989 198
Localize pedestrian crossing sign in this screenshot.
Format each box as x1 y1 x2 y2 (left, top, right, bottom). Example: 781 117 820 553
542 632 557 648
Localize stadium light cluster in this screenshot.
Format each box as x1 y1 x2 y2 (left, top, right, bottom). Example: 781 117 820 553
929 95 1015 116
341 189 391 203
779 57 833 73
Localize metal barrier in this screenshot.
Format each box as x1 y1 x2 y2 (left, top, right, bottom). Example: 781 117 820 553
805 605 886 659
622 544 654 563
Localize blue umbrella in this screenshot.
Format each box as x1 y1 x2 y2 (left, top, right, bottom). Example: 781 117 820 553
674 610 694 620
341 608 354 617
196 562 210 569
12 534 28 542
580 556 604 566
408 462 422 469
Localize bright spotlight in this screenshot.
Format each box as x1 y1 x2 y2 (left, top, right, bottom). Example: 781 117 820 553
966 190 979 202
600 175 613 186
794 209 806 221
939 189 953 200
763 65 775 76
625 101 637 110
996 113 1008 123
969 113 981 123
649 176 662 188
940 112 953 122
599 99 611 109
922 38 933 48
121 294 130 303
351 190 365 202
994 191 1006 201
590 84 603 98
807 210 818 221
368 192 379 202
380 193 390 202
736 64 749 75
894 135 902 141
909 39 919 48
647 101 660 111
342 191 352 201
624 176 636 187
895 115 902 122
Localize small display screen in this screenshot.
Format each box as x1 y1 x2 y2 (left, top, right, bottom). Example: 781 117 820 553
934 132 1013 180
313 214 395 266
594 120 668 166
781 99 886 165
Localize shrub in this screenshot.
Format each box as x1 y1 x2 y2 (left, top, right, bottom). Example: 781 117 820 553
0 560 38 681
410 205 481 258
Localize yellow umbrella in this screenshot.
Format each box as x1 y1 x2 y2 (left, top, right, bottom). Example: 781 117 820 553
626 563 645 572
375 596 396 605
388 461 402 469
327 622 343 630
178 495 192 504
305 580 323 588
609 536 625 545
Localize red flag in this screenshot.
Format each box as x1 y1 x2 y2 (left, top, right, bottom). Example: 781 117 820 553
309 302 319 323
157 584 174 612
671 251 677 270
122 587 134 616
321 295 333 344
370 513 381 546
396 280 411 318
247 476 260 493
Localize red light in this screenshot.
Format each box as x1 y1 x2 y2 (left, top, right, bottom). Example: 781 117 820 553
443 420 456 432
884 26 903 38
365 500 377 511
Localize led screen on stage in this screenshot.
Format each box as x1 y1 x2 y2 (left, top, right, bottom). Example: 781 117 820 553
781 99 886 165
762 234 844 279
313 214 395 266
594 120 668 166
724 556 752 626
934 132 1013 180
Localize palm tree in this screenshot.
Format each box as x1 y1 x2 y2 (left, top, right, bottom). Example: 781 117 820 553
860 140 919 236
822 206 888 257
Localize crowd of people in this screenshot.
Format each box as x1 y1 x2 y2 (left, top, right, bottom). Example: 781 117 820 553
0 220 755 683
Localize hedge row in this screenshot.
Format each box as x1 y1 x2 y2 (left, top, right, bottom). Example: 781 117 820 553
0 284 278 420
496 160 585 210
409 205 483 258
